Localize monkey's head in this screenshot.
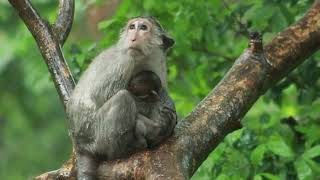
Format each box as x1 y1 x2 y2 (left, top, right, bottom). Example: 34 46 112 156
118 16 175 57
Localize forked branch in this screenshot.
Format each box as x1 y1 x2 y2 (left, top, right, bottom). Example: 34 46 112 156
8 0 75 108
53 0 75 45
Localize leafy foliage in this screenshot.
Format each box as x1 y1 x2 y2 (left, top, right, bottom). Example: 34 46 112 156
1 0 320 179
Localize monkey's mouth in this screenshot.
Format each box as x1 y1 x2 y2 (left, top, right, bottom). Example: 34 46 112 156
127 47 144 55
128 47 141 51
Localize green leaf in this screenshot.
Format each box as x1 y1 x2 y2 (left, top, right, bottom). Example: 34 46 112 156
226 129 243 145
243 4 276 31
266 136 294 158
270 7 288 32
300 99 320 119
98 19 117 30
303 145 320 159
143 0 157 10
294 158 312 180
250 144 266 165
296 124 320 147
280 85 299 117
259 173 281 180
216 174 230 180
304 158 320 174
253 175 263 180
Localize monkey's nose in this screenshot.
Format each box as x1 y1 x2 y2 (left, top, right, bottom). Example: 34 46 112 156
131 38 136 42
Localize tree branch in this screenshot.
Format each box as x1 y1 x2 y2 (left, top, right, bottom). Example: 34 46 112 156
8 0 75 108
172 1 320 177
264 0 320 87
53 0 75 45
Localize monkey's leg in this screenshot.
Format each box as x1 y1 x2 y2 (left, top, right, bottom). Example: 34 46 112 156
135 114 160 146
94 89 146 158
77 153 98 180
135 105 176 147
77 90 141 180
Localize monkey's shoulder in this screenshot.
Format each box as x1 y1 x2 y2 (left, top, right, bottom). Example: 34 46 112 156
74 46 121 88
91 46 119 65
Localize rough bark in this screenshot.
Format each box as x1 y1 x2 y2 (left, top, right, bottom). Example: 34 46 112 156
8 0 320 179
53 0 75 45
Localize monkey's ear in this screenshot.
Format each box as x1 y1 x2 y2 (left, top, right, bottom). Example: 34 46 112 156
162 35 175 50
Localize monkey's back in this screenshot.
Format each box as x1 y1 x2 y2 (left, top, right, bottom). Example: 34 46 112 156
67 46 136 154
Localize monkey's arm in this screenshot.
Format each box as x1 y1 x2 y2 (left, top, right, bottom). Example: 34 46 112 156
159 87 176 113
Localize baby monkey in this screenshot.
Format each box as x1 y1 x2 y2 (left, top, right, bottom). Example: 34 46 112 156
128 71 162 102
67 16 176 180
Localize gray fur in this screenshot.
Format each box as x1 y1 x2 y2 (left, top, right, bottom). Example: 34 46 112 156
66 17 176 180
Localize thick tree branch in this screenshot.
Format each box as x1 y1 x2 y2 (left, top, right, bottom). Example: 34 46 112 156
8 0 75 108
171 1 320 178
53 0 75 45
264 1 320 87
171 33 269 178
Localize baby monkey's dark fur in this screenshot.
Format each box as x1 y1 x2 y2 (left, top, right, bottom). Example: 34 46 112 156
128 70 162 102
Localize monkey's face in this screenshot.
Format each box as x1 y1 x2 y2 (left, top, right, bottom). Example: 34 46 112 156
118 17 174 57
120 18 161 57
127 19 154 48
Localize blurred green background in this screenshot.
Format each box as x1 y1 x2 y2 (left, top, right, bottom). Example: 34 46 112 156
1 0 320 179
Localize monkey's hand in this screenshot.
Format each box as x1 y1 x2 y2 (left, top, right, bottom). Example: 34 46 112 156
135 101 177 148
135 114 164 147
147 88 177 147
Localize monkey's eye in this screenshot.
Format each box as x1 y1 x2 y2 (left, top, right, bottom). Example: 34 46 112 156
129 24 135 30
140 24 148 30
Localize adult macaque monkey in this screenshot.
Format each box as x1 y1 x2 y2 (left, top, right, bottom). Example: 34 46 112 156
67 16 177 180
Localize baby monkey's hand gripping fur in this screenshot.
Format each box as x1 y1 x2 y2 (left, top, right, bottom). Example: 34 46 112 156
66 17 177 180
